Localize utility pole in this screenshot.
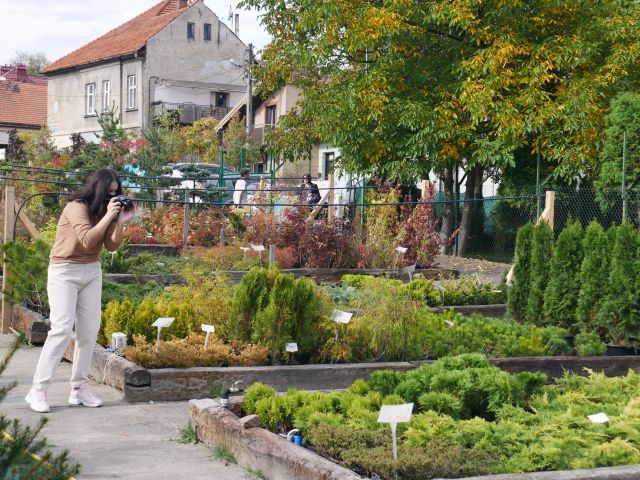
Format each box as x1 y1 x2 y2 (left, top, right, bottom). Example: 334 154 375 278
246 43 254 137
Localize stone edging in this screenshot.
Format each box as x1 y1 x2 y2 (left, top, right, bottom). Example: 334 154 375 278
11 305 49 345
75 342 640 403
189 399 362 480
430 303 506 317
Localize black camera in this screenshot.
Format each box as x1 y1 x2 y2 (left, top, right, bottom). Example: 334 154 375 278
116 196 134 212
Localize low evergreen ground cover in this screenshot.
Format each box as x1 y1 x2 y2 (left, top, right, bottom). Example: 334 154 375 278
244 354 640 479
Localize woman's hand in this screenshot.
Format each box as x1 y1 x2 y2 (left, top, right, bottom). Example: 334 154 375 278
116 204 136 225
106 196 122 221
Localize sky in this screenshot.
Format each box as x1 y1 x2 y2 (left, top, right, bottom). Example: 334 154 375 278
0 0 271 67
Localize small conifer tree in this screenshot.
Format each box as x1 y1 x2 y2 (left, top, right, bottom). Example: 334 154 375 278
543 221 584 331
596 222 639 346
230 267 270 341
526 221 553 325
576 221 611 334
508 223 534 322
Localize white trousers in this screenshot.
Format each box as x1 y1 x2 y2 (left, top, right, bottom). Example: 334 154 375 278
32 261 102 389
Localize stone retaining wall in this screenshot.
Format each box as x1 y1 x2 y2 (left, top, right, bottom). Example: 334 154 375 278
189 399 362 480
75 342 640 402
11 305 49 345
430 303 506 317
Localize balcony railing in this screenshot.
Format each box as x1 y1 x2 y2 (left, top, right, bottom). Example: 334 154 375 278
152 101 231 124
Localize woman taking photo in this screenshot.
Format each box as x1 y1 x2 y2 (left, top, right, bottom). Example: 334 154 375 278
25 169 135 413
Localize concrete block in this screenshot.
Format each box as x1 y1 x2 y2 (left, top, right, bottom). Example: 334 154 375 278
239 414 261 429
189 400 362 480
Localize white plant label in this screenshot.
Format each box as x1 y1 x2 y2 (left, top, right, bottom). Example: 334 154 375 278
201 324 215 333
286 342 299 353
378 403 414 424
152 317 175 328
331 309 353 324
402 264 416 274
395 246 408 253
251 244 266 252
240 246 251 252
588 412 610 424
445 320 454 327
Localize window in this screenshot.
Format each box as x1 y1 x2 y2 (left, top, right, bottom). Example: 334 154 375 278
102 80 110 112
323 152 335 180
85 83 96 115
265 105 276 127
127 75 137 110
187 22 195 40
204 23 211 41
211 91 227 107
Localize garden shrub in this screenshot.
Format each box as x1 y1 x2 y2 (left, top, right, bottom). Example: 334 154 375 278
101 280 163 310
402 278 442 306
417 391 463 418
1 240 50 317
242 382 276 415
526 222 553 325
597 222 639 346
0 336 80 479
310 424 387 460
543 221 583 330
300 218 358 268
123 333 268 368
439 276 505 306
576 221 611 334
574 332 606 356
368 370 404 396
229 267 272 341
508 223 533 322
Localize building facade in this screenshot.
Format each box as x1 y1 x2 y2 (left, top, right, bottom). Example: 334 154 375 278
43 0 248 148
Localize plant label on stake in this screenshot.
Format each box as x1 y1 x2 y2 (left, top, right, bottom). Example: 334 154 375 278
251 244 266 261
152 317 175 351
286 342 298 353
377 403 414 461
433 280 445 305
588 412 610 424
331 309 353 324
201 323 215 349
402 264 416 282
240 246 251 259
395 246 408 254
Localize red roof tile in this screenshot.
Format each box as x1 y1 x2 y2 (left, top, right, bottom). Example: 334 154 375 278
42 0 191 74
0 81 47 128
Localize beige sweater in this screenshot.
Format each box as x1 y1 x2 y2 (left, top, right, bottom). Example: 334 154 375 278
50 200 118 264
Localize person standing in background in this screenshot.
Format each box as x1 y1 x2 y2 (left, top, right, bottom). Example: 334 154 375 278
233 168 250 207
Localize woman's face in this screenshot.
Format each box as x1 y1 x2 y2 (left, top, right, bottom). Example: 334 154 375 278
108 181 118 197
303 177 310 183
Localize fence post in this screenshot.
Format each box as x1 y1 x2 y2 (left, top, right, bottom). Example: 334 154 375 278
269 245 276 265
182 188 189 249
543 190 555 231
2 186 15 334
354 183 363 243
328 173 335 221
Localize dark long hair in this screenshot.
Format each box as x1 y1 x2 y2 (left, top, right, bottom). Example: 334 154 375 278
70 169 122 220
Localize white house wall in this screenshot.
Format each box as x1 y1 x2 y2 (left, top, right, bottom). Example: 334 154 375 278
47 59 142 148
144 1 248 124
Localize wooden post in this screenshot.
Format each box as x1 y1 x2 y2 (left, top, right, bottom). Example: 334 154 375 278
2 186 15 334
543 190 555 231
328 173 335 221
420 179 430 199
354 183 363 243
182 189 189 249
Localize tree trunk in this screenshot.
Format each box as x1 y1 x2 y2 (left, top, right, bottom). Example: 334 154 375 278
456 164 481 257
439 168 454 254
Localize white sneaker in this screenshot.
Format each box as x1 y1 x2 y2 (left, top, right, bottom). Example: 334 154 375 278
25 386 50 413
69 384 103 407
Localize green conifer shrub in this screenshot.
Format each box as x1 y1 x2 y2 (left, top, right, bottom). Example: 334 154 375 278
526 222 553 325
1 336 80 479
543 221 584 331
597 222 640 346
576 221 611 334
229 267 271 341
508 222 534 322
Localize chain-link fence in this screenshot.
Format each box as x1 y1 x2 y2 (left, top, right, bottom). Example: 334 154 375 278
1 164 638 266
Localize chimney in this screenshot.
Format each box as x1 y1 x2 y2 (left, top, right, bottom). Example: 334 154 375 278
235 13 239 36
16 64 28 81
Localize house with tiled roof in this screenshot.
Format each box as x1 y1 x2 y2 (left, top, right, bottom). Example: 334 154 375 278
0 64 47 159
44 0 248 147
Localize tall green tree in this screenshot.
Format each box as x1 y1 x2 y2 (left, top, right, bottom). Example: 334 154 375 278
526 222 553 325
9 50 49 75
576 222 611 335
597 222 639 346
595 92 640 211
242 0 640 255
543 221 583 331
507 222 534 322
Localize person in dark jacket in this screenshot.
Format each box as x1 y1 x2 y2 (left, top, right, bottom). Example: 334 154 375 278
299 174 321 205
